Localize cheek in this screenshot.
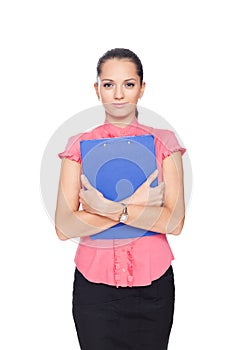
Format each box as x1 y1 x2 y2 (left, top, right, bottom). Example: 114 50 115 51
99 88 113 102
126 85 142 97
125 90 141 102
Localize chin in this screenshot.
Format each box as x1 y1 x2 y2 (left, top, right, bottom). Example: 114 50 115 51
104 104 136 119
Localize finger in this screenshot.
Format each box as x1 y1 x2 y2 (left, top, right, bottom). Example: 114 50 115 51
157 181 165 192
147 169 158 184
81 174 93 190
82 203 87 210
149 182 164 196
79 189 84 199
79 195 84 204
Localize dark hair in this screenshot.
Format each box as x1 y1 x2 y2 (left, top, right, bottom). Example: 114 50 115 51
96 48 143 85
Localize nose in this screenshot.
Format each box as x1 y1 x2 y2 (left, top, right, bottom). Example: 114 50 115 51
114 85 124 100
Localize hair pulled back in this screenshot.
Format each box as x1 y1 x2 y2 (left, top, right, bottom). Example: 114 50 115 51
96 48 143 85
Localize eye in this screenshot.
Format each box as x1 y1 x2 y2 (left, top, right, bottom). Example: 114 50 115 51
125 82 135 88
103 83 114 88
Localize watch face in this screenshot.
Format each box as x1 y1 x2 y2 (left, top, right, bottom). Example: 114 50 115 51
120 213 128 223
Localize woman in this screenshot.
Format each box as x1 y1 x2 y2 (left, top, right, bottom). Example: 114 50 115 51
55 48 186 350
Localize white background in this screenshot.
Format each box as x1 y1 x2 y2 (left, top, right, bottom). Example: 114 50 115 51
1 1 232 349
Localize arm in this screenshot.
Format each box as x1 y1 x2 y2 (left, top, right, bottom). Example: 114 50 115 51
79 168 164 216
55 158 120 240
124 151 185 235
80 151 185 236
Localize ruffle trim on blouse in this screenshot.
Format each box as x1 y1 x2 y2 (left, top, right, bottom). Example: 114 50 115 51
153 129 186 160
162 145 186 159
58 150 81 163
126 244 134 287
113 241 135 288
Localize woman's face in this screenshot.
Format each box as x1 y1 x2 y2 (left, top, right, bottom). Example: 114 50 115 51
94 59 145 122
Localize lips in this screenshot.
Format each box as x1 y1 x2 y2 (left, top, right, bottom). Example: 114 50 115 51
112 102 128 108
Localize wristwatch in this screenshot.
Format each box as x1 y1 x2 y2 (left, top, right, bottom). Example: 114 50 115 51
119 203 128 223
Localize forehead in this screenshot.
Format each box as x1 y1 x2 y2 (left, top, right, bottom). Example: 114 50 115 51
100 59 138 80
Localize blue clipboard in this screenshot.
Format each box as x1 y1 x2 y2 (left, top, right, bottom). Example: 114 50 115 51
80 134 160 239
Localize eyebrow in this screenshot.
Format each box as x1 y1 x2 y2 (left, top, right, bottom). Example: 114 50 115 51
101 78 137 82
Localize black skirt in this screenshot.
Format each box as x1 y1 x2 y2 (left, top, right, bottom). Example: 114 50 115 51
72 266 175 350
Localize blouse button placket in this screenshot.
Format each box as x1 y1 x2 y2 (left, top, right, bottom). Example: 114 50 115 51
113 240 122 288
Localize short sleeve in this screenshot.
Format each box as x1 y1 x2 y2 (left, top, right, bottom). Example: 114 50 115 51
155 129 186 161
58 133 84 163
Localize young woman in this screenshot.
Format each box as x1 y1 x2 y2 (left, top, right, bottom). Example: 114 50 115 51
55 48 186 350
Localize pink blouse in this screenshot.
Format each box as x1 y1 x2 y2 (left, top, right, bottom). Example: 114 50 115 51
58 117 186 287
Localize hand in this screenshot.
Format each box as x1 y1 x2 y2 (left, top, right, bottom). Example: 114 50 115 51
125 169 165 207
79 175 122 221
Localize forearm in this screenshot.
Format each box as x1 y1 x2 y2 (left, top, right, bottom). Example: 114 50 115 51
55 208 117 240
76 193 184 236
125 204 185 235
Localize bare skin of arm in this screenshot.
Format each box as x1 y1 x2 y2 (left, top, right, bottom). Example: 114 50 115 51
55 158 118 240
55 157 164 240
55 151 184 240
124 151 185 235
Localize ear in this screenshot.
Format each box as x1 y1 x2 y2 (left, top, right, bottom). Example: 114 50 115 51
139 81 146 99
94 82 100 100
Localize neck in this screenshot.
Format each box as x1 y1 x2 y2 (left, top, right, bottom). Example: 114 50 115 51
105 113 136 128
